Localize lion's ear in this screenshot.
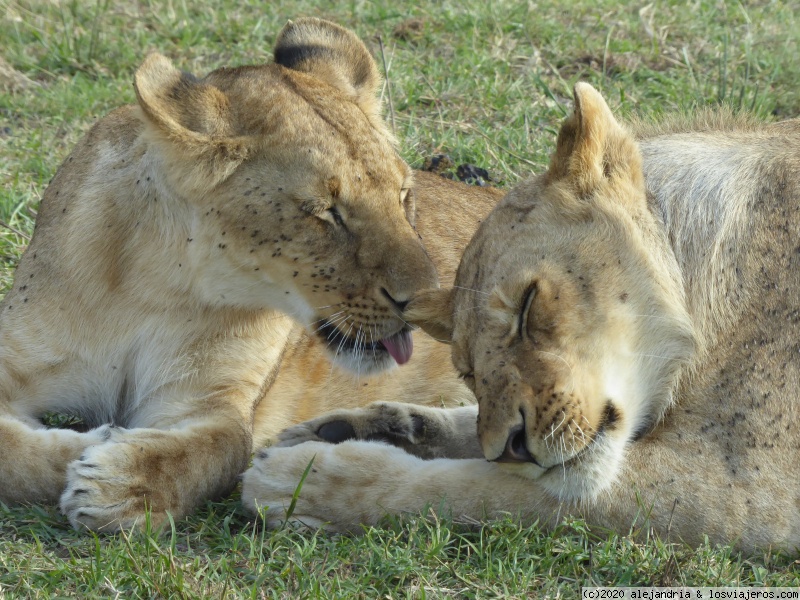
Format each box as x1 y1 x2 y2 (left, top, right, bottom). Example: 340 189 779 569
405 288 455 343
134 53 248 192
274 18 382 124
547 83 641 199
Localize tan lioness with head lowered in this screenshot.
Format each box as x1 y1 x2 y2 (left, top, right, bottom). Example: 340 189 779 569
244 84 800 551
0 17 498 531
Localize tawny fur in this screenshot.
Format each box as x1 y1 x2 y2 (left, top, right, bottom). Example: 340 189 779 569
0 18 501 532
251 172 500 444
244 84 800 553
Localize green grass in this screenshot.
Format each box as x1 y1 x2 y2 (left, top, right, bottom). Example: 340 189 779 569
1 0 799 597
3 499 799 598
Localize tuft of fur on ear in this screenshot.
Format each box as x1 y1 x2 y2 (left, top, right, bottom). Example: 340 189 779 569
405 288 455 344
134 53 249 193
274 18 383 125
546 82 641 199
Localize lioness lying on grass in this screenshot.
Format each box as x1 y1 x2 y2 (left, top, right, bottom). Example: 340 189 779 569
244 83 800 552
0 18 499 532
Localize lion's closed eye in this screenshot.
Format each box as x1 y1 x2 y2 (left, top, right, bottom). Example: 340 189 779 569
518 282 538 340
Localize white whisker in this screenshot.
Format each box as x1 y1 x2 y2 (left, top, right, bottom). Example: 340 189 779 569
309 311 345 334
311 312 347 337
633 352 692 363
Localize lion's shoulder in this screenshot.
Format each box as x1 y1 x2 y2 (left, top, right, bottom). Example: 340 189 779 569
42 106 142 200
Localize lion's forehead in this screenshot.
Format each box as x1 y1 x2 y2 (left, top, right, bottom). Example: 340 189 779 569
214 68 406 181
455 195 632 302
450 282 511 347
454 214 538 295
449 212 617 350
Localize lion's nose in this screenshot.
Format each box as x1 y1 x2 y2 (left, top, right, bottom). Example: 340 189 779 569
493 423 540 465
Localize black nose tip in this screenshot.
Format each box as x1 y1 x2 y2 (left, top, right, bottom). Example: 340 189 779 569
494 424 538 464
381 288 410 311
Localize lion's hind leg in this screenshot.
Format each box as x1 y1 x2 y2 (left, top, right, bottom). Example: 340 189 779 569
0 414 111 505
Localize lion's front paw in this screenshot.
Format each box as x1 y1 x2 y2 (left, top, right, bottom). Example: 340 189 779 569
242 440 416 531
276 402 425 449
242 442 341 530
60 428 166 532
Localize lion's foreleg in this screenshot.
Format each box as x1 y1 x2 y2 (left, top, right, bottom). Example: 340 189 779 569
0 416 111 504
275 403 483 459
59 414 251 531
242 440 557 530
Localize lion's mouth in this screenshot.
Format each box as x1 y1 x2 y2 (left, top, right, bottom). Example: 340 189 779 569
316 321 414 365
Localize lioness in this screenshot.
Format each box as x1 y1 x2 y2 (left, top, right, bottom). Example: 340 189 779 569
243 84 800 551
0 17 499 531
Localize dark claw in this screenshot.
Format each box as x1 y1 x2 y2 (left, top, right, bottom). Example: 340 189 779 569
317 420 357 443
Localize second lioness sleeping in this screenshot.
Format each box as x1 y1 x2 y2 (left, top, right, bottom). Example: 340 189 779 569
245 83 800 553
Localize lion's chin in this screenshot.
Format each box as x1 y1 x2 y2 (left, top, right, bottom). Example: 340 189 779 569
494 430 626 501
314 320 413 375
326 348 399 376
539 434 626 501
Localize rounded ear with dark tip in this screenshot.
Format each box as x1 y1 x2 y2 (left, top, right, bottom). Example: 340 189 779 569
273 18 382 123
133 53 249 192
405 288 455 343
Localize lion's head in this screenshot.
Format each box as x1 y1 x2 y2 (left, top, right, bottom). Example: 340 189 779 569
132 18 436 373
409 84 695 499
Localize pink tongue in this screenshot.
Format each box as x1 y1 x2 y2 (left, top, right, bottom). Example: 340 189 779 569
380 330 413 365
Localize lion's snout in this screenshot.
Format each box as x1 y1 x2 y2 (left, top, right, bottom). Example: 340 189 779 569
478 377 600 471
491 423 541 465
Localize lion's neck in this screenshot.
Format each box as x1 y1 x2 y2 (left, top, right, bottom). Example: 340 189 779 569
640 133 765 356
